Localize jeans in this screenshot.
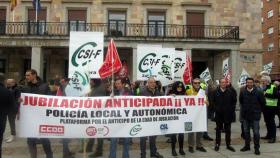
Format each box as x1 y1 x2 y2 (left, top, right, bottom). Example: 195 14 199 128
171 134 184 150
243 120 260 149
86 138 103 153
7 112 16 135
215 122 232 146
27 138 53 158
140 136 157 158
188 132 203 147
0 114 7 158
109 138 129 158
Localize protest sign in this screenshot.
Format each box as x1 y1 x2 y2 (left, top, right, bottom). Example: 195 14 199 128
18 93 207 138
69 32 104 78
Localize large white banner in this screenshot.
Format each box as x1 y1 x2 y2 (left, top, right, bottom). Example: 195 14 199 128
69 32 104 78
174 51 187 81
137 45 175 86
18 93 207 138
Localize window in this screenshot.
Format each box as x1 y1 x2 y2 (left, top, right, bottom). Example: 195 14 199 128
268 43 274 51
268 27 274 34
28 9 47 35
186 12 205 38
108 11 126 36
148 12 166 37
0 9 6 35
68 9 87 31
0 59 6 73
268 10 273 18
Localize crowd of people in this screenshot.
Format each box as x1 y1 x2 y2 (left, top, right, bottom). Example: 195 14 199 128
1 69 280 158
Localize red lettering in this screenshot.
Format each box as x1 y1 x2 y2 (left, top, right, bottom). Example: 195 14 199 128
113 99 121 107
23 96 28 105
60 99 69 108
167 98 173 106
105 99 113 108
159 98 166 106
134 98 141 107
93 99 101 108
48 98 53 107
29 97 38 106
38 97 47 106
146 98 153 107
69 99 78 108
153 98 159 106
84 99 92 108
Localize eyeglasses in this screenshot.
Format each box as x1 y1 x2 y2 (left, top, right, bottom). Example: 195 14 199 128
177 86 182 88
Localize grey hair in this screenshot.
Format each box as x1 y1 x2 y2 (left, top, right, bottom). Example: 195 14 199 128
261 75 271 83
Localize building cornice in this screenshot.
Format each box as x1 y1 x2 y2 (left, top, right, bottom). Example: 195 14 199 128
102 0 133 5
61 0 93 4
141 0 172 6
21 0 52 3
181 2 212 7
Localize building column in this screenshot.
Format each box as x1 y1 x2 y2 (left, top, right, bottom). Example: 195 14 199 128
230 49 240 89
31 47 44 78
132 47 137 82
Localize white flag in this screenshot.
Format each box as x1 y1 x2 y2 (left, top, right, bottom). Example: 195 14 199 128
199 68 211 83
222 58 230 82
65 70 91 97
238 68 250 87
263 62 273 75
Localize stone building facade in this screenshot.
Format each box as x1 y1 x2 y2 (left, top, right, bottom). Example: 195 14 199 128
0 0 262 87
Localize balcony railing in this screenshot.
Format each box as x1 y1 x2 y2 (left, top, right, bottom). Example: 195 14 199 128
0 21 239 40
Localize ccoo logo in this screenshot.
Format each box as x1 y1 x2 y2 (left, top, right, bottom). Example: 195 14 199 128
71 42 102 67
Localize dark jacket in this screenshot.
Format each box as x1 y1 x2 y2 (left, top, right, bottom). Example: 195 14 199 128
22 78 50 95
140 87 162 97
239 86 265 121
0 83 16 115
212 86 237 123
7 84 21 113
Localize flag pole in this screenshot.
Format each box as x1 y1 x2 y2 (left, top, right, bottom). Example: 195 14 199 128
111 39 114 97
35 0 38 23
12 10 15 22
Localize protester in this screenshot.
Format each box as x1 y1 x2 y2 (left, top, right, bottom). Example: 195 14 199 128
87 79 106 158
5 78 20 143
186 78 207 153
211 78 236 152
22 69 53 158
140 77 163 158
169 81 186 156
239 77 265 155
260 75 278 143
0 73 16 158
109 78 131 158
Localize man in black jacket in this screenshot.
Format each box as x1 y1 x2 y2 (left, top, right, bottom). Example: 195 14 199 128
212 79 237 152
0 73 15 158
5 78 20 143
139 77 163 158
239 78 265 155
22 69 53 158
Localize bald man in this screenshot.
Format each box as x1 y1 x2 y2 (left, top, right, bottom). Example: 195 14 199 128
5 79 20 143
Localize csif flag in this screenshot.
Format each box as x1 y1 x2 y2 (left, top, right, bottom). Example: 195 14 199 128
10 0 17 11
98 39 122 79
183 50 192 84
33 0 41 11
